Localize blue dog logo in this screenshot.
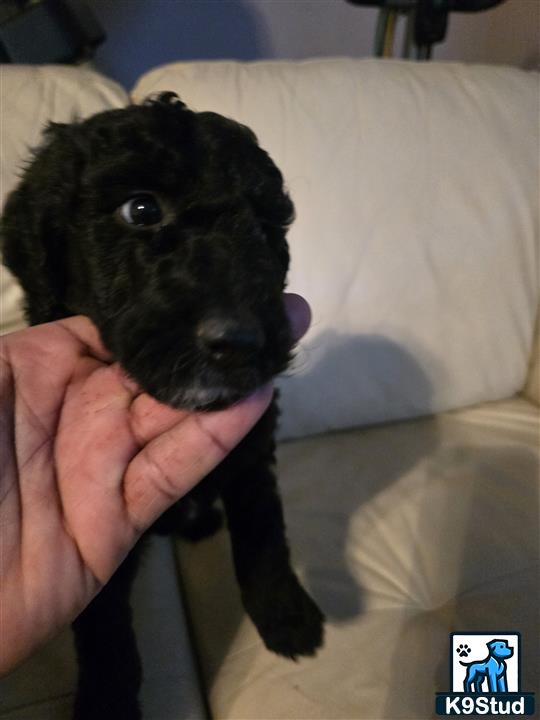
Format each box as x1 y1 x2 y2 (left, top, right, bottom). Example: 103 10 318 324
459 639 513 693
436 632 535 715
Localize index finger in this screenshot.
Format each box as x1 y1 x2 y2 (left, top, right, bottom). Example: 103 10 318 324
55 316 112 363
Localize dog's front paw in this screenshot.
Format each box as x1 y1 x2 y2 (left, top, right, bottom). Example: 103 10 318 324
243 574 325 660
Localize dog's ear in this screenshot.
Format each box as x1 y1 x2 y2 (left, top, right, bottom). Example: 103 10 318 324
247 151 294 277
1 122 85 324
143 91 187 109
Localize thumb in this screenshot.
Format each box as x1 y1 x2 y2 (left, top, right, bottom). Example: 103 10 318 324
123 384 274 532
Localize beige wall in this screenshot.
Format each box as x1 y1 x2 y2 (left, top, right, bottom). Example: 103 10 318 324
89 0 539 89
252 0 539 70
436 0 539 68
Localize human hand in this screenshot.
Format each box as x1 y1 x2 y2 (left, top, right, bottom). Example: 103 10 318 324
0 293 310 675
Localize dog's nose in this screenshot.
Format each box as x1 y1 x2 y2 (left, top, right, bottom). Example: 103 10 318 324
197 316 264 358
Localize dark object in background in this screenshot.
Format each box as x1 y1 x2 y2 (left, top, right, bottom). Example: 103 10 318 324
0 0 104 64
346 0 507 60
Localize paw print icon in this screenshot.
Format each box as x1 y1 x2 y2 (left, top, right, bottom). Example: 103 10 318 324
456 644 471 658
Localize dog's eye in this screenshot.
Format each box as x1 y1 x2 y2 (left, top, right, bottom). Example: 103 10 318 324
119 194 163 227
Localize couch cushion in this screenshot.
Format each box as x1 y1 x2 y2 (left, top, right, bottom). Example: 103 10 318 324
174 396 539 719
133 59 539 439
0 65 129 335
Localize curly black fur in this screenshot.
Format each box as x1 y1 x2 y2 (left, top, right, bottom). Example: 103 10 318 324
1 94 324 719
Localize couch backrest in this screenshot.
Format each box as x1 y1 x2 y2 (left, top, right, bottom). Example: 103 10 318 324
133 59 539 438
1 61 538 439
0 65 128 335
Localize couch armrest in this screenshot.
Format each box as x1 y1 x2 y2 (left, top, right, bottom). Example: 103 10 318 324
522 306 539 406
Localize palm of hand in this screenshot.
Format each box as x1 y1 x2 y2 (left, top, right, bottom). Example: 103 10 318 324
0 316 272 673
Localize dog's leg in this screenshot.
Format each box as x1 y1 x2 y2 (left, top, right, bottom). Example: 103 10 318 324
486 663 502 693
72 543 143 720
220 460 324 659
150 484 223 541
474 675 484 693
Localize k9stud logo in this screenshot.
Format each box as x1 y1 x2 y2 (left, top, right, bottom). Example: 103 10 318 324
435 632 535 716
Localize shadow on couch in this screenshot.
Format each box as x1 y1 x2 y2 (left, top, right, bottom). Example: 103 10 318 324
284 331 439 623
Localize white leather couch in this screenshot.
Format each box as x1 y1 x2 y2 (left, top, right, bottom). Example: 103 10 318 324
0 58 538 720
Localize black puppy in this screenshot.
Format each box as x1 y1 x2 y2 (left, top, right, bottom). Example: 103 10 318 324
1 93 323 719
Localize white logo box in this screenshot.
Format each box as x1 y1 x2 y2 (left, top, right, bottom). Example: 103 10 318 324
451 633 520 693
